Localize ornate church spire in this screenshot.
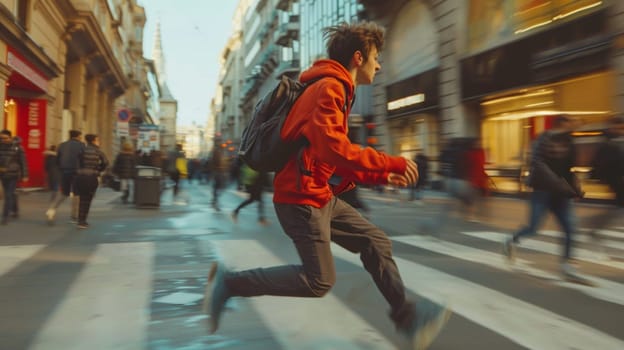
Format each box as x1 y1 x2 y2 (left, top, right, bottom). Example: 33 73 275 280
151 20 174 100
152 20 166 86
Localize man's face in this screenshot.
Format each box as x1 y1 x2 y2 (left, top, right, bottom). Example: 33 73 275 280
0 134 11 144
356 46 380 85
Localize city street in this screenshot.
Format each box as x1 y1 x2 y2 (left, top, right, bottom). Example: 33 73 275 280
1 183 623 350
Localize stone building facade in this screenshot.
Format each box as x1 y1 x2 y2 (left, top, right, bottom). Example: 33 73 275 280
213 0 623 197
1 0 158 188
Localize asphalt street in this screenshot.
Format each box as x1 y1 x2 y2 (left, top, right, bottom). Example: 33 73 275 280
1 182 623 350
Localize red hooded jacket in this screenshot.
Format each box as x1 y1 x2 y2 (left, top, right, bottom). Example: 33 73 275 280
274 59 407 208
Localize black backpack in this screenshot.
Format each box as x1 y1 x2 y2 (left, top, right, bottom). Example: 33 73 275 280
238 76 347 173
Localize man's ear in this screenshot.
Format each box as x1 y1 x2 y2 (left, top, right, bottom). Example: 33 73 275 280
353 50 364 66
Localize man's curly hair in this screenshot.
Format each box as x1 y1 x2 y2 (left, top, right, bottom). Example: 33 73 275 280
323 21 385 68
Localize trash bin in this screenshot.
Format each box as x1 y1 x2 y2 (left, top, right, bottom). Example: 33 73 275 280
135 166 161 208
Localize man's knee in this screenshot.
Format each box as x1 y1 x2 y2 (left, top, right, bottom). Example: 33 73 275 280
307 275 335 297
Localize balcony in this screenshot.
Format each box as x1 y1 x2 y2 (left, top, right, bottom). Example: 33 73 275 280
275 21 299 47
276 0 291 11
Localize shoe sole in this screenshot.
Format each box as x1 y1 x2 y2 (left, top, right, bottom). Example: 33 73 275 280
413 306 452 350
202 262 219 333
563 272 596 287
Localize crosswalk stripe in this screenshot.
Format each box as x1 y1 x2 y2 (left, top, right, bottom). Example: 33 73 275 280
0 245 46 276
461 231 624 270
332 244 624 350
213 240 397 350
580 228 624 240
30 243 154 350
392 235 624 306
541 230 624 251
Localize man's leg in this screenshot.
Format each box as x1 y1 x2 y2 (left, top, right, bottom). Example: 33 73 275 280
120 179 129 203
206 200 337 333
329 197 408 313
225 201 336 297
257 193 266 222
77 175 98 227
234 197 254 213
49 172 72 209
330 197 451 347
11 188 18 217
550 196 575 262
512 190 549 242
1 178 16 223
504 190 549 260
231 196 254 223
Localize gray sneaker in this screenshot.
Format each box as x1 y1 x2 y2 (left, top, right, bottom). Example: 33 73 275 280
203 262 231 334
400 299 451 350
561 262 579 278
561 262 594 286
502 238 516 262
46 208 55 224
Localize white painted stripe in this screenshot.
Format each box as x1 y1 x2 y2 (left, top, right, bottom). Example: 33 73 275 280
461 231 624 270
213 240 396 350
393 235 624 306
30 243 154 350
543 229 624 251
332 244 624 350
0 245 46 276
580 228 624 240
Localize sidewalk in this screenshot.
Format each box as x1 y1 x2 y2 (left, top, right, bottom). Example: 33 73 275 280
0 187 122 234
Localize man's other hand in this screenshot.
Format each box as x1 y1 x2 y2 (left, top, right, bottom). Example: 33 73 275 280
404 158 419 185
387 173 408 187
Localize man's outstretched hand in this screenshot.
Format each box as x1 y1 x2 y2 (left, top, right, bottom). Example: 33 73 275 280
404 158 419 185
387 158 419 187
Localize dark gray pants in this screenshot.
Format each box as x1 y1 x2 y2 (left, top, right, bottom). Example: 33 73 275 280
225 196 409 314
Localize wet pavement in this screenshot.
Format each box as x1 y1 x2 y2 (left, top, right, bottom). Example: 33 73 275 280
1 183 623 349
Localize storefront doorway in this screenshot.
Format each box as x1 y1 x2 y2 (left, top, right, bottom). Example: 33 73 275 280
480 71 615 199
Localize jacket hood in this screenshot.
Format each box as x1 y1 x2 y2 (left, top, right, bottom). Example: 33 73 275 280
299 59 354 97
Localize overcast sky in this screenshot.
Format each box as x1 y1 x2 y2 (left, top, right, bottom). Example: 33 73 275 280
141 0 239 127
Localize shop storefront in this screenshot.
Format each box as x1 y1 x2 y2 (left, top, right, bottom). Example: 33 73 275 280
380 0 441 165
3 47 51 188
461 5 615 199
385 68 440 160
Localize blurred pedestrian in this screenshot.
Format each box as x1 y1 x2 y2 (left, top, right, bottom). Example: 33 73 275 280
8 136 26 218
409 152 429 202
587 115 624 237
75 134 108 229
210 146 227 211
46 130 84 224
439 138 474 220
232 164 269 225
229 156 243 190
44 145 60 202
461 138 490 222
204 21 449 349
503 115 584 278
0 130 28 225
167 143 187 199
113 142 137 204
